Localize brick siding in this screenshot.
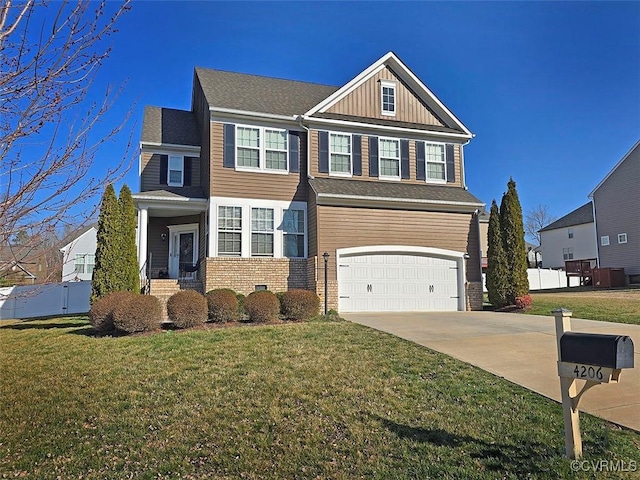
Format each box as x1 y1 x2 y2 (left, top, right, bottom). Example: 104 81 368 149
466 281 484 311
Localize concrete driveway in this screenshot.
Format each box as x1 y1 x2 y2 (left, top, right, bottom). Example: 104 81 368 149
343 311 640 432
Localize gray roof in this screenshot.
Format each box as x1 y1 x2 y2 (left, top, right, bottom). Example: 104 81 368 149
309 177 483 208
142 106 200 146
133 189 207 200
195 68 339 116
313 112 464 134
539 202 593 232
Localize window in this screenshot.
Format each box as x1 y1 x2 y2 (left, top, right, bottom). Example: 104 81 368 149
329 133 351 175
425 143 446 181
618 233 628 244
568 228 574 239
563 248 574 260
236 126 287 171
168 155 184 186
74 254 85 274
283 209 305 258
218 206 242 256
379 138 400 179
251 208 274 256
86 254 95 275
601 235 610 246
381 81 396 116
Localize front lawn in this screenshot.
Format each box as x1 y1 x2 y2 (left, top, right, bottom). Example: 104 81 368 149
1 317 639 479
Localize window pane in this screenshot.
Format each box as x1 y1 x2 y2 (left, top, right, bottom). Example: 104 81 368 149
380 139 399 158
237 147 259 167
266 151 287 170
74 254 84 274
284 234 304 258
265 129 286 150
330 134 350 154
218 232 241 256
169 170 182 183
237 127 259 147
425 144 444 162
251 233 274 256
283 209 304 233
169 156 182 170
218 206 242 230
380 158 399 176
331 154 350 173
427 162 445 180
251 208 274 232
382 86 395 112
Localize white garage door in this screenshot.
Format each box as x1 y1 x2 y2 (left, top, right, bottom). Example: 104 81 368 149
338 253 460 312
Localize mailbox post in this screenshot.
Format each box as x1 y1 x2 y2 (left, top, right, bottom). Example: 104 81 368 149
553 308 635 460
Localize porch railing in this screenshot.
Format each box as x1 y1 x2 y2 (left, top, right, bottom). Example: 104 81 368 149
139 252 152 294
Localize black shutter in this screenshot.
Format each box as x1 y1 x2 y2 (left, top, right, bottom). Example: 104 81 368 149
446 144 456 183
223 123 235 168
352 135 362 176
318 131 329 173
416 141 426 181
368 136 378 177
400 139 410 179
289 131 299 173
159 154 168 185
184 157 192 186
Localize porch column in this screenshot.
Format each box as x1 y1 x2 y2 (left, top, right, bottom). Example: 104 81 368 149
138 206 148 271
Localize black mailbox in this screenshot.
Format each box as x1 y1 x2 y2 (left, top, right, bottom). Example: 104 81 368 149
560 333 634 369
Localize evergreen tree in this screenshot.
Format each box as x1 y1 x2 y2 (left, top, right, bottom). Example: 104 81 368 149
499 178 530 304
486 200 509 308
119 185 139 293
91 184 120 303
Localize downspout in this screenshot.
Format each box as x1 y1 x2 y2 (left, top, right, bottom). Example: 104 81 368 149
297 115 312 179
460 135 473 190
589 198 599 268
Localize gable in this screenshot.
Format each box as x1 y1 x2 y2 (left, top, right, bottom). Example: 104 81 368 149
590 139 640 197
325 66 446 127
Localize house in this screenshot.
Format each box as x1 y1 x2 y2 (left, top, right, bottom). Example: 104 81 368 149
59 224 98 282
538 202 596 269
0 245 49 286
589 139 640 283
133 52 485 312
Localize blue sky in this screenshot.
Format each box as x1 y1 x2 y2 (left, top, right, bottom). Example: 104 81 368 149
88 1 639 226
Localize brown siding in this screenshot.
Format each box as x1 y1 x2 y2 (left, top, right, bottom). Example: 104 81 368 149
141 153 201 192
309 129 463 188
307 188 318 258
210 122 307 202
594 143 640 275
326 66 445 126
316 205 481 283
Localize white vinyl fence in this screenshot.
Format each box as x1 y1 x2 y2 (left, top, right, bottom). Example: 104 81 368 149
0 281 91 320
483 269 581 293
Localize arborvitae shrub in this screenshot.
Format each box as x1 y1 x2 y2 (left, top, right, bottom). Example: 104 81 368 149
89 291 135 332
280 289 320 320
243 291 280 323
167 290 207 328
112 294 161 334
206 289 239 323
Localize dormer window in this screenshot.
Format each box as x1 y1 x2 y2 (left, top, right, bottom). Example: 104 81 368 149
381 81 396 116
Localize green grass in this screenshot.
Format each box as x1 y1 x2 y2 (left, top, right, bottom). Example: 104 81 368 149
526 293 640 325
1 317 639 479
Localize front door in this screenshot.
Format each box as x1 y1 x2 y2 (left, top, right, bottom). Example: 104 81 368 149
168 224 198 279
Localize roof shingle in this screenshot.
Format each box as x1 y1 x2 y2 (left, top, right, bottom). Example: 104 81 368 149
142 106 200 146
539 202 593 232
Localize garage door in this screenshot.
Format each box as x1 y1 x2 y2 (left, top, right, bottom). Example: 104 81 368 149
338 253 460 312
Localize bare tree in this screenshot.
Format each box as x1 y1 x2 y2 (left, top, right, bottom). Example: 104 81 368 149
0 0 133 284
524 204 557 246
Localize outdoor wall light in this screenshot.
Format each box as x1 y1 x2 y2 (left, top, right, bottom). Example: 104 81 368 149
161 233 167 241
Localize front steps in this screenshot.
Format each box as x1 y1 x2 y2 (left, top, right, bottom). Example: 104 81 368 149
149 279 203 321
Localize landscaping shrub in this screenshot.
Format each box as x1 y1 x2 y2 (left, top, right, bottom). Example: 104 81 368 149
236 292 246 315
89 291 136 332
280 289 320 320
243 290 280 323
515 294 532 310
112 294 161 334
206 289 239 323
167 290 208 328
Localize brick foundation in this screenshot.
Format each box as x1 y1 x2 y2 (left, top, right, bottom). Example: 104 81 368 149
466 281 484 311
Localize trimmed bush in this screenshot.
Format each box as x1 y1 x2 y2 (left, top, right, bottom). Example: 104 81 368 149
280 289 320 320
515 294 532 310
167 290 208 328
243 290 280 323
112 294 161 334
206 289 239 323
89 291 136 332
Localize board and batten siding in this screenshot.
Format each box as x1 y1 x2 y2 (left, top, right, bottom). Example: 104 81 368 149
210 122 307 202
593 143 640 275
315 205 481 282
140 152 201 192
308 129 462 187
326 66 445 126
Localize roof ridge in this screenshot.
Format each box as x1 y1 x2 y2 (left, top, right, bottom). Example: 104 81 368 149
194 66 339 89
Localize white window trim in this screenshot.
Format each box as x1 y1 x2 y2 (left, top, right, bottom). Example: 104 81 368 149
618 233 628 244
217 206 242 257
568 228 574 239
211 197 307 259
282 208 306 258
167 155 184 187
380 80 396 117
328 132 352 177
251 207 275 257
235 124 289 174
378 136 401 181
424 141 447 184
601 235 610 246
562 247 574 260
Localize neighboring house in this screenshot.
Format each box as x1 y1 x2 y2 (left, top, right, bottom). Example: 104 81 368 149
539 202 596 269
59 225 98 282
133 52 485 312
0 245 48 286
589 139 640 283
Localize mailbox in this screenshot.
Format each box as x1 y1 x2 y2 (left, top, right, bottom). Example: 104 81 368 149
560 332 634 369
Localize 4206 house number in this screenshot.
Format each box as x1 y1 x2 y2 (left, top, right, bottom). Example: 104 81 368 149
573 365 604 381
